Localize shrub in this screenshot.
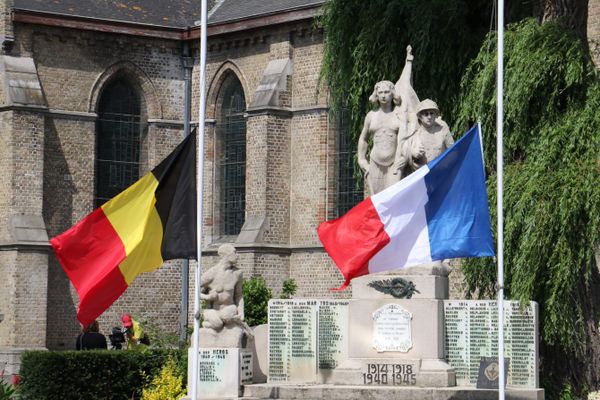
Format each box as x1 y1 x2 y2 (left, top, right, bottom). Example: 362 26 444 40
280 278 298 299
18 349 185 400
141 357 186 400
242 276 272 326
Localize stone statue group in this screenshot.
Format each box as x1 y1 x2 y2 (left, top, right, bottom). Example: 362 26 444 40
199 46 454 346
358 45 454 195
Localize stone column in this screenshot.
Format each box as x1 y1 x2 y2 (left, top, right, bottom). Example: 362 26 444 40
0 56 49 379
239 57 292 246
0 0 14 53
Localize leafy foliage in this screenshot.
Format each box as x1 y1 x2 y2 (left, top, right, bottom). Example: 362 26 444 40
457 17 599 349
322 0 600 394
454 19 592 168
136 314 181 349
280 278 298 299
242 276 273 326
456 19 600 395
18 349 185 400
141 356 186 400
320 0 493 147
0 382 17 400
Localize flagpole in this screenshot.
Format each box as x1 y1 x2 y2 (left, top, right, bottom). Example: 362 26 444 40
496 0 506 399
191 0 208 398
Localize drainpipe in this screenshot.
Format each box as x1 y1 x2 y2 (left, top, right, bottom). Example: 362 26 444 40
179 40 193 345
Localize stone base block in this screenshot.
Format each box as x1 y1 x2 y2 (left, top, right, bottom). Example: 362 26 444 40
328 358 455 387
352 263 450 300
199 326 252 348
0 347 46 382
348 299 445 359
242 383 545 400
187 347 253 399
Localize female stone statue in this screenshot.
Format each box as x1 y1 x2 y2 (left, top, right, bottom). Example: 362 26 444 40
357 46 420 195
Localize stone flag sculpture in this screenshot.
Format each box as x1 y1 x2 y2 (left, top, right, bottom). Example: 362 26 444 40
318 124 494 290
50 133 197 325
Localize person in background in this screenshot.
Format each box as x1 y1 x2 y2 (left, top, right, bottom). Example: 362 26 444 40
121 313 147 350
75 320 107 350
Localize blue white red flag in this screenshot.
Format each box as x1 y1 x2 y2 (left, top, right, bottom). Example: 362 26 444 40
318 123 495 290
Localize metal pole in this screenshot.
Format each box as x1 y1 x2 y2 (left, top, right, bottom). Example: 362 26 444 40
179 41 192 345
496 0 505 399
190 0 208 398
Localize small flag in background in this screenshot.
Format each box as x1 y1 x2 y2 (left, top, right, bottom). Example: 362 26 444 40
318 124 494 290
51 133 197 326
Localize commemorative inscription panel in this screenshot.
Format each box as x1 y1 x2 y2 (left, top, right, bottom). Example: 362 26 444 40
196 348 240 398
372 304 413 352
444 300 538 388
360 362 417 386
318 300 349 370
268 300 290 382
289 300 318 381
268 299 351 382
268 299 318 382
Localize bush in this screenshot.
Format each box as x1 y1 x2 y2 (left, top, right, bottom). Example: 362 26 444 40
18 349 186 400
280 278 298 299
141 357 186 400
242 276 272 326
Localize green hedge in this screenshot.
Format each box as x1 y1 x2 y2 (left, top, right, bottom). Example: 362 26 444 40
18 349 186 400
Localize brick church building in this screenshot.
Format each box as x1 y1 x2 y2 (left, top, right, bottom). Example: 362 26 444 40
0 0 360 373
1 0 599 376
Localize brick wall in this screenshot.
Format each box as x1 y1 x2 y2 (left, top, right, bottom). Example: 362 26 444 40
289 111 329 246
2 4 508 354
0 251 48 347
0 112 12 241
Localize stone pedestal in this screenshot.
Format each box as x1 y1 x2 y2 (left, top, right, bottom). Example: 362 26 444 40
330 263 455 387
187 347 253 399
199 326 250 348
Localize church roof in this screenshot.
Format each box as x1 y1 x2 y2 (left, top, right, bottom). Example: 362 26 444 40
13 0 214 29
13 0 324 29
207 0 324 25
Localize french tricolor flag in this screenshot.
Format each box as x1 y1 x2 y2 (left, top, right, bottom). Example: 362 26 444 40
318 124 495 290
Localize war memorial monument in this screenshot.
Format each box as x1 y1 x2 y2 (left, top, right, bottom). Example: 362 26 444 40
189 46 544 400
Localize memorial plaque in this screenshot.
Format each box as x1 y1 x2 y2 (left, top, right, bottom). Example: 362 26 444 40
444 300 538 388
289 299 318 381
476 357 509 389
268 299 318 383
268 299 351 383
504 302 538 387
318 300 349 370
372 304 412 352
268 300 291 382
240 351 253 384
192 348 240 399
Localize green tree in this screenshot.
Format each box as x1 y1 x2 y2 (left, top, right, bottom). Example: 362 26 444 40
321 0 495 151
456 19 600 398
321 1 600 397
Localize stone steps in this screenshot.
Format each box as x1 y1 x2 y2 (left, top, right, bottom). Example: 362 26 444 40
240 383 545 400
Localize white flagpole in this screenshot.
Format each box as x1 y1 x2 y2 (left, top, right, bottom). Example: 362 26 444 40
191 0 208 398
496 0 505 399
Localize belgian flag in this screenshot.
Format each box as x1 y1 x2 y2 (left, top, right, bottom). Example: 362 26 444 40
50 133 197 326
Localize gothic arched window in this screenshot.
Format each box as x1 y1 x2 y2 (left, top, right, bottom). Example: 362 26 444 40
217 74 246 236
336 108 363 216
95 79 142 207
